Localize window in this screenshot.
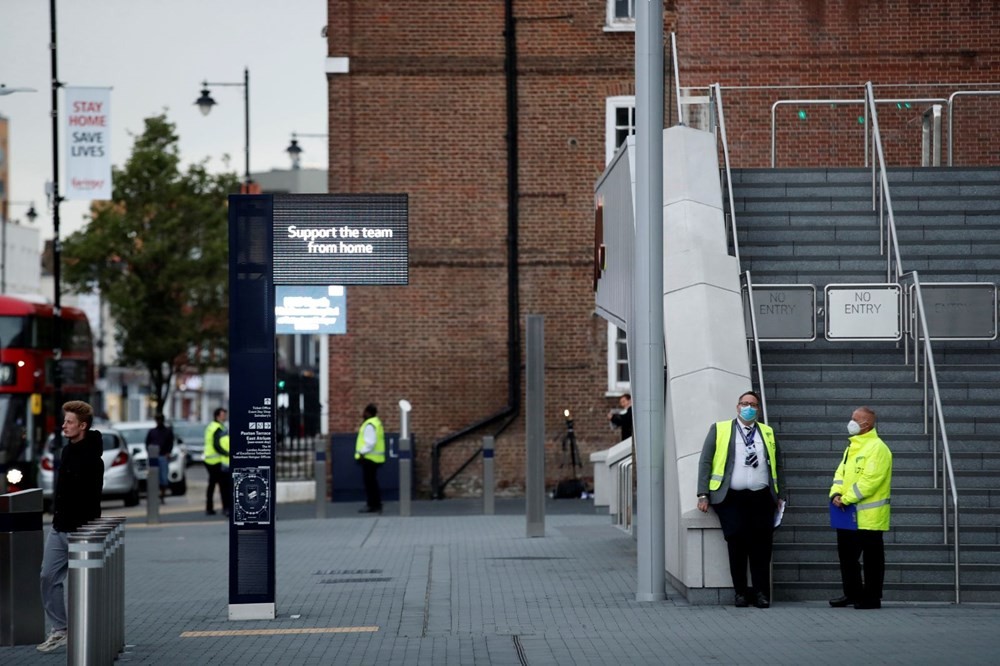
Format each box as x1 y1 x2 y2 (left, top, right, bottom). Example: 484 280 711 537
604 96 636 392
606 0 636 31
605 96 636 165
608 326 630 393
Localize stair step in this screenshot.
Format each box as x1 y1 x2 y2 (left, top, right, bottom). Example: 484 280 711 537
774 581 1000 603
774 542 1000 564
775 561 1000 586
730 165 1000 604
773 523 1000 545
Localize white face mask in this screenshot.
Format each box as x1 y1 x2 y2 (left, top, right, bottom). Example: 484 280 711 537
847 420 862 436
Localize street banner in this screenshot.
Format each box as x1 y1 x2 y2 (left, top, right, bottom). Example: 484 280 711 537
64 87 112 200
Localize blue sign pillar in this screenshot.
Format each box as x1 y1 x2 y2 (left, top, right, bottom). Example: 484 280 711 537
228 195 277 620
227 193 408 620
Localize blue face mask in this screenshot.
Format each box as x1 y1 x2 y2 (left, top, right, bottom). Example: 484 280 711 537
739 405 758 422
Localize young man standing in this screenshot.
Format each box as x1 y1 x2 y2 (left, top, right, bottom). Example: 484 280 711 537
37 401 105 653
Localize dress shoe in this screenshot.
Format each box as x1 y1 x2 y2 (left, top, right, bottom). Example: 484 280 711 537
358 507 382 514
206 510 217 516
734 593 750 608
755 594 770 609
854 599 881 610
829 595 855 607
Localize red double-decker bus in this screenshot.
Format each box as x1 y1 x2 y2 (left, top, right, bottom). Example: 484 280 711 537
0 295 95 486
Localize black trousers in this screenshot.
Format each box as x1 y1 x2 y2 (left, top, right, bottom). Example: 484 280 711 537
204 462 232 513
359 458 383 510
712 488 776 598
836 528 885 603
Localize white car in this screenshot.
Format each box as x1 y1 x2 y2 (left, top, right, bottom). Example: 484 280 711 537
38 428 141 510
113 421 187 496
170 421 211 466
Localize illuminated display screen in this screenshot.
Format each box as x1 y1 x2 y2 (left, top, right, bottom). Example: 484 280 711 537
272 194 408 285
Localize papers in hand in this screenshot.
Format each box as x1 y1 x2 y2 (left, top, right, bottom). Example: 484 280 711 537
829 500 858 530
773 499 786 528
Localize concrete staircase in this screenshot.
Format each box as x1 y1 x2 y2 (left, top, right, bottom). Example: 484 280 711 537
730 167 1000 603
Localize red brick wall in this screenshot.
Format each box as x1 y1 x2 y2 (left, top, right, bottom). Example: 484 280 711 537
677 0 1000 166
326 0 1000 497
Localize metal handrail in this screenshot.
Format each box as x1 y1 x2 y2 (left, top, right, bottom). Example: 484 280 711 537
771 96 948 167
911 272 961 603
865 82 960 602
712 83 740 268
671 33 683 126
947 90 1000 165
710 83 768 422
743 272 768 423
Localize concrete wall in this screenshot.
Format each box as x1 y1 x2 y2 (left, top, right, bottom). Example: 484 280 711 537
659 125 751 603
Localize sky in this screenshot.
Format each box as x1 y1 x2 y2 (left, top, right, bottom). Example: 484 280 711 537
0 0 328 245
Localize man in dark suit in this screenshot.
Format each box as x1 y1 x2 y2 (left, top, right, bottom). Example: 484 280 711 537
608 393 633 441
697 390 785 608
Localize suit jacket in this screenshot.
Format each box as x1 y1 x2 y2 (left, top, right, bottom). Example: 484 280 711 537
696 419 784 505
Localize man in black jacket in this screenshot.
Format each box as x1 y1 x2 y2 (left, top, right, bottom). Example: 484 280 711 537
37 401 104 653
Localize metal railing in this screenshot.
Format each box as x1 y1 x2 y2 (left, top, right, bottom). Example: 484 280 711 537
947 90 1000 165
864 81 960 602
770 95 948 167
670 32 683 126
710 83 769 422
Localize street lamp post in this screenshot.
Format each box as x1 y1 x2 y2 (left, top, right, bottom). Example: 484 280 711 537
196 68 252 190
285 132 328 170
0 201 38 293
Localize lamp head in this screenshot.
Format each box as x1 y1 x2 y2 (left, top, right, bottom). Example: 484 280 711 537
286 137 303 169
195 87 216 116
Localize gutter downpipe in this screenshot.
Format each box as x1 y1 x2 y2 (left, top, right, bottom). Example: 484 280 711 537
430 0 521 499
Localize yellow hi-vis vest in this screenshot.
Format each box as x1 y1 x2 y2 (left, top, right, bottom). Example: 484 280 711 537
829 428 892 530
709 420 779 496
204 421 230 466
355 416 386 464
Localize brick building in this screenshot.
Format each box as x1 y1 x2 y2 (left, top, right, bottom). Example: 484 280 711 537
324 0 1000 497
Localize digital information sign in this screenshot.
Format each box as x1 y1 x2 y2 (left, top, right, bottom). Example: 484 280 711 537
272 193 408 285
229 193 407 621
275 286 346 335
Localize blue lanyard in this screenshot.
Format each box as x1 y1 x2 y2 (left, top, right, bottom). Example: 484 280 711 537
739 423 758 448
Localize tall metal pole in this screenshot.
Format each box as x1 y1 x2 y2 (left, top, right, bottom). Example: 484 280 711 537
50 0 64 437
633 0 666 602
243 67 250 188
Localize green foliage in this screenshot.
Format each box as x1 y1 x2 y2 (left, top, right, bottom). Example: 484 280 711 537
62 114 238 412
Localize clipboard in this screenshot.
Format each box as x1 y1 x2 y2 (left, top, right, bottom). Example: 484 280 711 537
829 501 857 530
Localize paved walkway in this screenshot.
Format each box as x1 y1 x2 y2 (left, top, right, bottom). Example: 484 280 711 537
5 496 1000 665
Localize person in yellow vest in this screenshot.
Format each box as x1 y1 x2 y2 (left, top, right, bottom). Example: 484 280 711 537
697 390 785 609
829 406 892 610
203 407 232 517
355 403 386 514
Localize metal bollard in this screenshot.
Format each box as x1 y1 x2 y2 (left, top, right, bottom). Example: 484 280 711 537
398 399 412 517
483 436 495 515
147 444 160 524
90 517 126 657
68 529 107 665
69 518 126 665
315 438 327 519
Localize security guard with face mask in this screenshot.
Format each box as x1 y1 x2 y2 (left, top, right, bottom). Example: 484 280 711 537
829 406 892 610
697 390 785 609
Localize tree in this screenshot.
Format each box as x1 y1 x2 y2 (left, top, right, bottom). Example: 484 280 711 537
63 114 238 416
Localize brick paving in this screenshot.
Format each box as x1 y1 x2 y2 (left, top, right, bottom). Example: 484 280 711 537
5 497 1000 664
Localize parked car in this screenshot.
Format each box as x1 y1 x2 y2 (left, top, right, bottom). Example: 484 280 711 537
170 421 211 466
113 421 187 496
38 428 141 510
